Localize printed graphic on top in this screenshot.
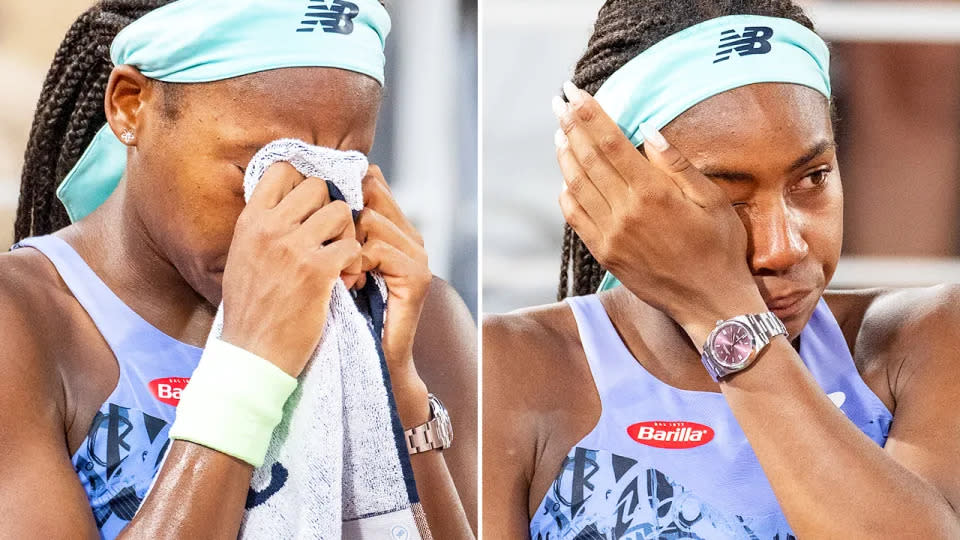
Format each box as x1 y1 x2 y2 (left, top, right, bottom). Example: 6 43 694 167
532 446 796 539
626 421 715 449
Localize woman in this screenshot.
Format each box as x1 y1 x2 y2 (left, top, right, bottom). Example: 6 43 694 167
484 1 960 538
2 0 475 538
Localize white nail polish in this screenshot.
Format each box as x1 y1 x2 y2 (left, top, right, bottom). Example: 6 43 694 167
551 95 567 118
562 81 582 106
554 129 568 149
639 122 669 151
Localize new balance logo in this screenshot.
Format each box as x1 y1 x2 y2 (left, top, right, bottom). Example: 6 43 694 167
297 1 360 34
714 26 774 63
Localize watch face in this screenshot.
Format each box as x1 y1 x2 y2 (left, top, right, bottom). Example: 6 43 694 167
710 321 755 369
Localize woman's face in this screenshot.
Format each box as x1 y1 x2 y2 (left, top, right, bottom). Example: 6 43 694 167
662 83 842 336
125 67 382 305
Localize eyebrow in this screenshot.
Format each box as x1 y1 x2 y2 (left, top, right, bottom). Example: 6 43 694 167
699 139 837 182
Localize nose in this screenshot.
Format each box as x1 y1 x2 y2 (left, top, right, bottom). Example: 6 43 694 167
745 199 809 275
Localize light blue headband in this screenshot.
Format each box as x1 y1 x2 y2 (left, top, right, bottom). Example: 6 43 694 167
57 0 391 223
593 14 831 293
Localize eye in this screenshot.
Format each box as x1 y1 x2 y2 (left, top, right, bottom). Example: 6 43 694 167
794 168 830 191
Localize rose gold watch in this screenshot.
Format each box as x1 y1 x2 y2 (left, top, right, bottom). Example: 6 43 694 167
405 393 453 455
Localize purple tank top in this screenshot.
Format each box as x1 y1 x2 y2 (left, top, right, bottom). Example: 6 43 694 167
529 294 891 539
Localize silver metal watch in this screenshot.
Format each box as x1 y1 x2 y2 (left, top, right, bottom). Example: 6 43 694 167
700 312 787 381
405 393 453 455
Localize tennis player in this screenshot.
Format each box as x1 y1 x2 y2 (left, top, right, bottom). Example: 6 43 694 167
484 1 960 538
1 1 475 537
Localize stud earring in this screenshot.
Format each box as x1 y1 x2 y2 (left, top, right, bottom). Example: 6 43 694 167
120 129 135 144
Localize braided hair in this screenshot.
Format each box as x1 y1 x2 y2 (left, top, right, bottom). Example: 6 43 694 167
558 0 815 299
15 1 176 242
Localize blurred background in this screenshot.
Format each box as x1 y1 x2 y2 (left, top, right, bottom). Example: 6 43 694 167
0 0 478 316
483 0 960 313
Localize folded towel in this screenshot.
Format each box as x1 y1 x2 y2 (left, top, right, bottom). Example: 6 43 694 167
204 139 430 539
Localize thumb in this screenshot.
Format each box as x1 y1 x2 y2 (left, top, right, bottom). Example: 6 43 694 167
638 122 721 208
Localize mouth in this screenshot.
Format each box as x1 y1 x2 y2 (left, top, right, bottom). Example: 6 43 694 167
763 289 814 320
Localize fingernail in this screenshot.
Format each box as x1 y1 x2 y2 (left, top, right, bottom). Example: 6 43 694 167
639 122 669 151
562 81 583 106
551 95 568 119
554 128 568 149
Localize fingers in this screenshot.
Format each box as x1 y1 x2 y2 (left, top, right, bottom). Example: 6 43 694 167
273 176 332 224
362 166 423 246
317 237 363 278
559 183 600 249
356 208 427 266
292 199 356 249
638 123 723 208
246 162 305 210
296 201 362 277
360 239 431 290
555 128 611 220
561 83 657 186
553 85 631 203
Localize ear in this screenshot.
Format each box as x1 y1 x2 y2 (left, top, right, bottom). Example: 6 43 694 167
103 65 155 145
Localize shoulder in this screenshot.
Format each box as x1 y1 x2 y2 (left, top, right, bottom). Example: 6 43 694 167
483 299 593 425
413 276 477 374
483 299 582 381
828 284 960 402
0 247 70 429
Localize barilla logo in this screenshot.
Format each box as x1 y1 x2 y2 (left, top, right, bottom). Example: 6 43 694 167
149 377 190 407
714 26 774 63
297 1 360 34
627 421 714 449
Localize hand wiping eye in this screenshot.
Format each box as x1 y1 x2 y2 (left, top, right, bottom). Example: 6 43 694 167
552 80 766 343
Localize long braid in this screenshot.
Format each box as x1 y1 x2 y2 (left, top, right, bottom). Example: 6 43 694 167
15 0 175 242
558 0 814 298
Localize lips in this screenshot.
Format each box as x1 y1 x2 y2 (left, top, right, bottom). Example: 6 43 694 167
764 289 813 318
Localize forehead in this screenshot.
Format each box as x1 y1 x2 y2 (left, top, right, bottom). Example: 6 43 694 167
165 67 382 150
661 83 833 171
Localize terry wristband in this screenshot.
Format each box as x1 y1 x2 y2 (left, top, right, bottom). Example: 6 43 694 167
169 338 298 467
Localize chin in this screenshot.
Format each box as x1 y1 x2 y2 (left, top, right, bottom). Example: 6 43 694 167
204 272 225 306
780 297 819 339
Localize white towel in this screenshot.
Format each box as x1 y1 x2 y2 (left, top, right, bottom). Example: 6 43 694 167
204 139 430 539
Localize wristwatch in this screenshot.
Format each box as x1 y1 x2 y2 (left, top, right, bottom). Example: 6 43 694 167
700 312 787 381
405 393 453 455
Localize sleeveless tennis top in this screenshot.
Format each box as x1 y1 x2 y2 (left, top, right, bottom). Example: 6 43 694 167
15 235 202 540
529 294 892 540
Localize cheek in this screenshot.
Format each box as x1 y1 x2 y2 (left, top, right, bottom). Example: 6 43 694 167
796 176 844 280
817 177 844 281
139 160 246 265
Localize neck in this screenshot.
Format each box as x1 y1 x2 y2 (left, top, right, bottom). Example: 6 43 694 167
61 180 217 347
601 287 719 392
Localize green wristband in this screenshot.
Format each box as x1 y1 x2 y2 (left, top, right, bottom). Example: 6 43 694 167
169 338 298 467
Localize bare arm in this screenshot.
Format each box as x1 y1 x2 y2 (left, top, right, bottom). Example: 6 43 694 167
360 168 473 538
393 277 475 539
696 285 960 537
0 309 101 539
120 443 252 538
480 315 539 539
413 276 479 533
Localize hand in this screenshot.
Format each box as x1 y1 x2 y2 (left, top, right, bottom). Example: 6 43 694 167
356 165 432 422
553 82 766 343
220 162 362 377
